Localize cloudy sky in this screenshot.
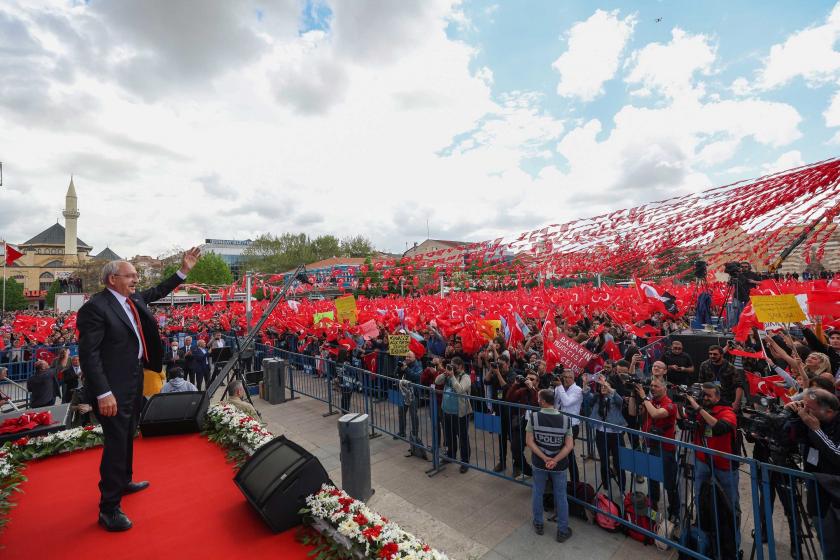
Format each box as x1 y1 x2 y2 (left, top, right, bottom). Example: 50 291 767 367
2 0 840 258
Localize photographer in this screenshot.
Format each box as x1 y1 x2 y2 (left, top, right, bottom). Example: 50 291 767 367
436 357 472 473
526 389 575 543
588 375 627 492
505 370 540 480
484 356 513 473
629 377 680 525
686 383 740 548
396 351 423 443
785 389 840 557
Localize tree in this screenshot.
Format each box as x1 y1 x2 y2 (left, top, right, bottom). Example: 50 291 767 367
46 280 60 308
1 278 28 310
76 259 105 293
311 235 341 260
340 235 375 258
185 253 233 285
160 262 180 280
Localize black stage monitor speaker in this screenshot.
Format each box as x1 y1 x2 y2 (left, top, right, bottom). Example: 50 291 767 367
234 435 331 533
139 391 209 437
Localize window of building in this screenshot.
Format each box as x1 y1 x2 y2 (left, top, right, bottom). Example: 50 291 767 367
44 260 63 267
39 272 54 292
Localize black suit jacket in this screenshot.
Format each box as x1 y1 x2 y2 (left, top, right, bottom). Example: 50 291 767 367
77 274 183 403
27 368 60 408
187 347 210 375
164 348 185 368
61 365 82 402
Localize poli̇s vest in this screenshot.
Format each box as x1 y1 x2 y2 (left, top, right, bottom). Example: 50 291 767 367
531 411 570 470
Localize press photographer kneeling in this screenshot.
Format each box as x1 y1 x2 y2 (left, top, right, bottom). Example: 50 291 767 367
785 389 840 558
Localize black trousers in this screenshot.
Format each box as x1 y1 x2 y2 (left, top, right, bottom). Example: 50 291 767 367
193 368 209 391
94 362 143 513
443 413 470 463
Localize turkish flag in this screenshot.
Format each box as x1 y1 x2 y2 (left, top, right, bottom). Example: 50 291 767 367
744 372 791 403
4 244 23 266
733 303 763 342
808 290 840 317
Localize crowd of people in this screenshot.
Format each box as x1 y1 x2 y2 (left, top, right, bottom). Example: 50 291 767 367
2 278 840 556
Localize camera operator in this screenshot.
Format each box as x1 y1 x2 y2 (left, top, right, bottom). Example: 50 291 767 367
588 374 627 492
555 369 583 484
505 370 540 480
785 389 840 557
730 262 760 327
629 376 680 525
686 383 741 548
484 356 513 473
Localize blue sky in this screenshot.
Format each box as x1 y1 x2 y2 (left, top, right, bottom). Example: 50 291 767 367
1 1 840 255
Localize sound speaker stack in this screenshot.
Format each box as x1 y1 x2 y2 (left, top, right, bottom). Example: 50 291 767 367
234 435 331 532
139 391 209 437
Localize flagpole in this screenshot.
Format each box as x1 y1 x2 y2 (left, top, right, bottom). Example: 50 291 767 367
2 240 7 313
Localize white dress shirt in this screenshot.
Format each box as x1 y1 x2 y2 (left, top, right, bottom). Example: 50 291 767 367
554 382 583 427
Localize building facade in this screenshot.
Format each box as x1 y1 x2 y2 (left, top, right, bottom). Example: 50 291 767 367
198 238 253 279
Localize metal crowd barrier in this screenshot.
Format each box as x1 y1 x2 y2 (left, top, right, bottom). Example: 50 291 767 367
247 346 833 560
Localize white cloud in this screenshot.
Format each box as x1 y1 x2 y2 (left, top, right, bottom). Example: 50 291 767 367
824 89 840 127
625 28 716 99
756 3 840 90
551 9 637 102
762 150 805 174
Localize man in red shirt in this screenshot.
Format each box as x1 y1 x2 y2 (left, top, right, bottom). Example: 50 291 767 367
630 376 679 523
686 383 740 549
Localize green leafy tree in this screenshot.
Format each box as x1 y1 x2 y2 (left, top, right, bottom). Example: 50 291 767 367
185 253 234 285
46 280 60 307
2 278 28 310
311 235 341 260
340 235 375 258
160 262 180 280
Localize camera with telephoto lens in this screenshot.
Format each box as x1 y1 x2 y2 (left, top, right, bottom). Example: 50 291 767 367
671 382 703 404
627 374 652 393
738 397 797 455
515 375 526 384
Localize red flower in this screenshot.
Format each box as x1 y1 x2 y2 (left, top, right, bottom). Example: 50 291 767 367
83 425 95 431
328 489 342 497
378 542 399 559
338 497 354 509
423 544 431 552
362 525 383 541
353 513 369 526
13 437 29 446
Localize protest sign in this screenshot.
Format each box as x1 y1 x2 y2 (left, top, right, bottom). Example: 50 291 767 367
551 334 597 376
313 311 335 325
388 334 410 356
750 294 807 324
335 295 358 325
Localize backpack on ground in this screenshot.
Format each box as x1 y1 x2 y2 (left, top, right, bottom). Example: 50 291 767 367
594 492 622 533
567 481 596 520
623 491 655 545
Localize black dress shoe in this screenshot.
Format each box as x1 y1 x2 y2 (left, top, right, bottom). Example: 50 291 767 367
123 481 150 495
98 509 132 532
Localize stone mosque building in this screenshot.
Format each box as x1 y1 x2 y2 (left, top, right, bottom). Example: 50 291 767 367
6 178 121 305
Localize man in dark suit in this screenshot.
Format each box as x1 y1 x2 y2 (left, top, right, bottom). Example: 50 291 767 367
188 339 211 390
61 356 82 404
77 248 200 531
164 339 185 375
26 359 59 408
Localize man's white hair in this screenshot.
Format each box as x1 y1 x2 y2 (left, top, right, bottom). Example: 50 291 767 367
101 260 130 285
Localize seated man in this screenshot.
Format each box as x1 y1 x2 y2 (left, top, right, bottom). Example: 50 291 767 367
226 380 258 417
160 367 198 393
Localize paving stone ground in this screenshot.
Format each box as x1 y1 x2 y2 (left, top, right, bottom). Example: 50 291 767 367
249 393 799 560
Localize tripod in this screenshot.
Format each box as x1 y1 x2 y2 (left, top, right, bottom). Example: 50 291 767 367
749 449 818 560
674 417 698 540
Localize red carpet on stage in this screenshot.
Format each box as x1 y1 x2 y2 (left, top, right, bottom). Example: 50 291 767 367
1 434 314 559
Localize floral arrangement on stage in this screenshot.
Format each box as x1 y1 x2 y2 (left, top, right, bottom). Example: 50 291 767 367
0 425 105 528
298 484 449 560
203 404 273 466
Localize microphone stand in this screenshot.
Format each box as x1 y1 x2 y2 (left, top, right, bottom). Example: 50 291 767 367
206 265 309 418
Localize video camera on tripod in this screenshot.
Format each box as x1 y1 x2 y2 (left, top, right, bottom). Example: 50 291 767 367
724 261 741 281
738 396 797 457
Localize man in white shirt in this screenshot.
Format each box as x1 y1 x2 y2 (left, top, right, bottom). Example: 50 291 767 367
554 369 583 484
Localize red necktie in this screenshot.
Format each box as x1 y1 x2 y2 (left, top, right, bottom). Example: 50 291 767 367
126 298 149 362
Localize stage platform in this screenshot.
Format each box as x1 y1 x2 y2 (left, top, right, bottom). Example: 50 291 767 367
0 433 313 560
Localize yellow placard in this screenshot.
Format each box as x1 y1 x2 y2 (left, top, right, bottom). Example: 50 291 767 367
313 311 335 325
335 295 358 325
388 334 410 356
750 294 807 324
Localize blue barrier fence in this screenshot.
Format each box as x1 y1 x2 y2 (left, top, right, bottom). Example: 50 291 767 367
244 344 832 560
